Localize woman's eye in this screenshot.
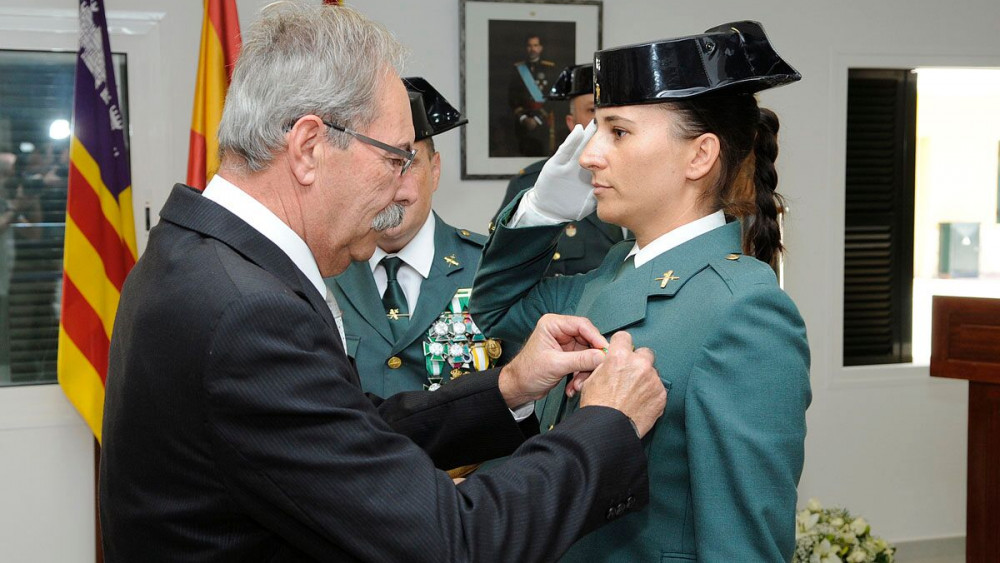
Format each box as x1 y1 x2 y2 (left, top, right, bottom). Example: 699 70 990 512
612 128 628 139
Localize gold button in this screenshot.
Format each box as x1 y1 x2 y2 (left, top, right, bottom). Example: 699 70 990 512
461 229 470 236
565 224 577 237
547 424 554 431
553 252 561 261
387 356 402 369
726 253 740 260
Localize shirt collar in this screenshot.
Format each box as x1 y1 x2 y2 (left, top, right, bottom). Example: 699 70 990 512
626 210 727 268
368 211 435 278
202 174 326 299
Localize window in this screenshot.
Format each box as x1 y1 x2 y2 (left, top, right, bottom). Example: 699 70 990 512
843 67 1000 367
0 49 129 386
843 69 916 366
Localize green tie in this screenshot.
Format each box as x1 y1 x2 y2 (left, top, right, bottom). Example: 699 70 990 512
381 256 409 339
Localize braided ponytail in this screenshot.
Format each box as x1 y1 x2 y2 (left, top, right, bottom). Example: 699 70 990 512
745 108 784 267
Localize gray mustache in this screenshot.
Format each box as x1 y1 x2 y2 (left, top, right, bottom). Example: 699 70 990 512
372 203 405 231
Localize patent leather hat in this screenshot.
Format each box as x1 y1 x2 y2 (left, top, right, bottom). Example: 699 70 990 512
547 64 594 100
593 21 800 107
404 77 468 141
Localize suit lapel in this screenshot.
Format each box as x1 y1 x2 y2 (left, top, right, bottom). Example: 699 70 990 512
332 261 395 345
391 215 464 355
159 184 335 332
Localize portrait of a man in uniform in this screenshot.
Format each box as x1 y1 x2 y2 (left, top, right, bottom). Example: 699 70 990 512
487 21 574 158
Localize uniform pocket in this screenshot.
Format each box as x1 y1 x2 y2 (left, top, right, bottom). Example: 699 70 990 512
661 552 696 561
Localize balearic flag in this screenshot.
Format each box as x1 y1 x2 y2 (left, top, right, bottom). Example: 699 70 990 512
187 0 240 190
58 0 138 442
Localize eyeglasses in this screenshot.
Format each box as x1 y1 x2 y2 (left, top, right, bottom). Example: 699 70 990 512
323 121 416 176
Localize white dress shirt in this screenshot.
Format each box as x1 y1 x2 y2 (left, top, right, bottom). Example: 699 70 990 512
368 211 435 308
202 175 346 346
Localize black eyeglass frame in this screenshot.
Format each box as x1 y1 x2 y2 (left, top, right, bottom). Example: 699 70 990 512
322 120 416 176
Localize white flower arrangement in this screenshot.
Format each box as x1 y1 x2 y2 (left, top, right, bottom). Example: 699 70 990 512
794 498 895 563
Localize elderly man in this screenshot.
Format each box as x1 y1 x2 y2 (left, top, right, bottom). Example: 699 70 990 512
495 64 625 277
100 4 665 562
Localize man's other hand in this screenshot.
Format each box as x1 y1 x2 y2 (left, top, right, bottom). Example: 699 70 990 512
579 331 666 438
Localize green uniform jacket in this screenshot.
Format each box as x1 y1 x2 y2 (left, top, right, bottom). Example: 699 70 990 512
327 213 496 396
495 159 625 276
470 207 812 562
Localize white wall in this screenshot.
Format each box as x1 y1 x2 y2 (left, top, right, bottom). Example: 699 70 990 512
4 0 1000 558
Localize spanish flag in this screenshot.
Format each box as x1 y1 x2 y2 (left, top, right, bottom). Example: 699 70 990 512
187 0 241 190
58 0 137 442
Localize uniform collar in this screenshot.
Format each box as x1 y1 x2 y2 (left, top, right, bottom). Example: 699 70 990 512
368 211 436 279
203 174 326 299
626 210 727 268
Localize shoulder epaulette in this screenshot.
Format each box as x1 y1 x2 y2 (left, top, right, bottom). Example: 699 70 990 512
455 228 487 246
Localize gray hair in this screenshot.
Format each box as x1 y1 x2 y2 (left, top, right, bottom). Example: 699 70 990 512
217 2 407 172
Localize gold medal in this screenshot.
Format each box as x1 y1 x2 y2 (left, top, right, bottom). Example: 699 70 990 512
485 339 503 359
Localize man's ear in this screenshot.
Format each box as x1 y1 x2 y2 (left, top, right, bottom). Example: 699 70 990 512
430 151 442 194
686 132 720 182
286 116 328 186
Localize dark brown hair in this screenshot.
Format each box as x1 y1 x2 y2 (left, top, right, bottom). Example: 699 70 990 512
664 95 785 266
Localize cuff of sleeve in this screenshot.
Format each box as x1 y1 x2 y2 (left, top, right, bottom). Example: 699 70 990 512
509 401 535 422
509 188 570 227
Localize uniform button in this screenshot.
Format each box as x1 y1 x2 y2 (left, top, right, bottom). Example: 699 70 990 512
625 495 635 508
565 224 577 237
387 356 402 369
547 424 554 431
553 252 561 261
606 507 616 520
461 229 471 236
615 503 625 516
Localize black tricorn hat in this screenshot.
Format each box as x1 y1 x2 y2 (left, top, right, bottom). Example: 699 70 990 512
403 77 468 141
594 21 800 107
547 64 594 100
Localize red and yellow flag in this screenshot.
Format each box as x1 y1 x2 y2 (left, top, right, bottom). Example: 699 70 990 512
187 0 241 190
58 0 138 442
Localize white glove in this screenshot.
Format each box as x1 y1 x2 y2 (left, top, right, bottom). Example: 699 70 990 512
523 120 597 222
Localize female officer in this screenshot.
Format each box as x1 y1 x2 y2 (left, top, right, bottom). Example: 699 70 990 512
471 21 811 562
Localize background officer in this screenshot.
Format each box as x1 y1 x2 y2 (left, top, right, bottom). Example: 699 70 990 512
327 77 504 400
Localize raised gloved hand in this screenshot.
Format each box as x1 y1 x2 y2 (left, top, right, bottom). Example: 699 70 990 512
522 120 597 222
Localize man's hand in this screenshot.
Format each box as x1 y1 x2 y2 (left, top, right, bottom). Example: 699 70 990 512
523 120 598 221
579 331 666 438
498 314 608 408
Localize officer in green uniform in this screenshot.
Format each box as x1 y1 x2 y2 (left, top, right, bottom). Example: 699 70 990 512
327 78 504 398
471 23 812 561
495 64 626 277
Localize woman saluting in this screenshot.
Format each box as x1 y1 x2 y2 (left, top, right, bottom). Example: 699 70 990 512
471 21 811 562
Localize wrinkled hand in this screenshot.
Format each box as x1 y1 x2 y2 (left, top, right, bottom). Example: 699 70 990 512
498 314 608 408
523 120 597 222
579 331 666 438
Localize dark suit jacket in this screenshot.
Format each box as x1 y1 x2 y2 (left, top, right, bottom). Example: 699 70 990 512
495 159 625 277
100 184 649 562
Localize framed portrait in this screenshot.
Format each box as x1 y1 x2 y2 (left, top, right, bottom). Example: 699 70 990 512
459 0 602 179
